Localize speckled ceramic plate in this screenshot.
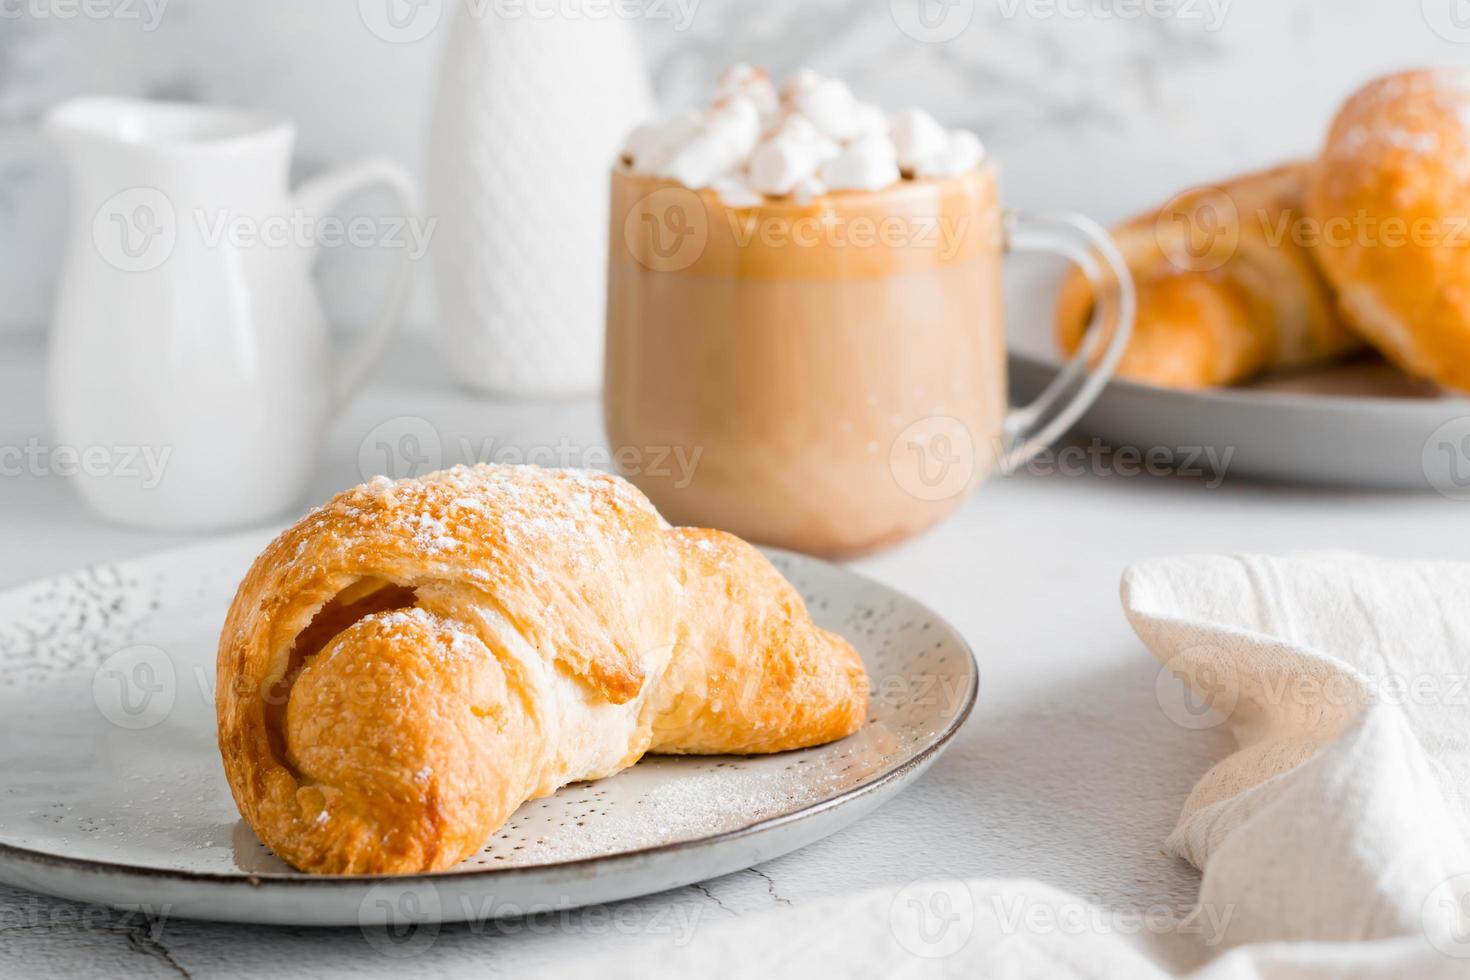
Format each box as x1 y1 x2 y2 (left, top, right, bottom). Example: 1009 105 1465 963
0 532 975 926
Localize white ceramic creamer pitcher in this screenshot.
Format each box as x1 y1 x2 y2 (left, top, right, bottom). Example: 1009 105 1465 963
46 98 420 529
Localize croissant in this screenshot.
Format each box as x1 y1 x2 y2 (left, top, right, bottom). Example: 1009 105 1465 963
215 464 868 875
1056 164 1361 389
1308 68 1470 394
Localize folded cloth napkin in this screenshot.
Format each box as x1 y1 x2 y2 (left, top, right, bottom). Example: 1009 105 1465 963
539 554 1470 979
1124 553 1470 957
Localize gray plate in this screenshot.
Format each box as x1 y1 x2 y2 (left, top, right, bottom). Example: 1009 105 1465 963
0 532 976 926
1011 351 1470 491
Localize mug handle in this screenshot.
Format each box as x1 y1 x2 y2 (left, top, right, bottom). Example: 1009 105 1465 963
999 210 1136 473
294 159 422 413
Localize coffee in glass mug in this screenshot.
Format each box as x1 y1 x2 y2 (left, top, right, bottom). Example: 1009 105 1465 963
605 81 1131 557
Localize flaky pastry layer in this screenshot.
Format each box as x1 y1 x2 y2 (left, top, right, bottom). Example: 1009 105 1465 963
216 465 868 874
1308 68 1470 394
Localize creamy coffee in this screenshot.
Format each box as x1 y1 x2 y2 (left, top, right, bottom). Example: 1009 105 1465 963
605 166 1007 556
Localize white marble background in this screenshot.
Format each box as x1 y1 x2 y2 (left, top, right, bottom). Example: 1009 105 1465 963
1 0 1465 339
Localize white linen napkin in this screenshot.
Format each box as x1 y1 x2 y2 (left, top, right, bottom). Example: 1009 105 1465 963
541 554 1470 978
1123 553 1470 956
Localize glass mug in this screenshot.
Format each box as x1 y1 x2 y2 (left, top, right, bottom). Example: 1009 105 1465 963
605 165 1134 557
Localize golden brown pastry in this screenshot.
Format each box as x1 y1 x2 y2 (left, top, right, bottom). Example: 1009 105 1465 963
1308 68 1470 393
1056 164 1361 389
216 464 868 875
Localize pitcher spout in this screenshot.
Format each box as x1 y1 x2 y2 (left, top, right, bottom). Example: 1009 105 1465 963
44 97 292 160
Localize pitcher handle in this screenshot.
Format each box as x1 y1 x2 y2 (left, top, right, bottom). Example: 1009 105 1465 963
294 159 422 413
999 210 1135 473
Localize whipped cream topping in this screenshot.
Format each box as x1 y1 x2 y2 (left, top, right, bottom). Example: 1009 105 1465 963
621 65 986 207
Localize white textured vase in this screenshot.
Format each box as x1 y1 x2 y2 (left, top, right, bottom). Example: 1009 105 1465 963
428 6 654 396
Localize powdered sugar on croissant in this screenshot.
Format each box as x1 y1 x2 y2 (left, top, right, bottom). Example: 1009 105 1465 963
1308 68 1470 393
216 464 868 874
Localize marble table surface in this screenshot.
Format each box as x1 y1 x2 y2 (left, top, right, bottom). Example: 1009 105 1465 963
2 337 1465 978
